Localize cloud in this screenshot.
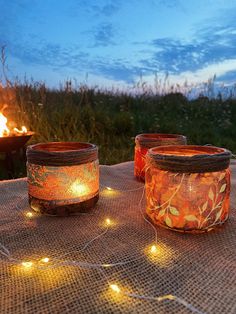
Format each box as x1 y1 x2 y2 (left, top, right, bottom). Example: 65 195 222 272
74 0 120 17
218 69 236 83
100 3 120 16
5 40 90 72
136 14 236 83
95 61 141 83
4 37 139 84
170 59 236 83
152 0 182 9
2 0 236 86
92 23 116 47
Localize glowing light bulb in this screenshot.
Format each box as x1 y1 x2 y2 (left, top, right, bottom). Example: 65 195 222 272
105 218 111 225
106 187 112 191
103 264 111 268
110 284 120 293
157 294 175 302
41 257 49 263
150 245 158 254
26 212 33 218
22 261 33 268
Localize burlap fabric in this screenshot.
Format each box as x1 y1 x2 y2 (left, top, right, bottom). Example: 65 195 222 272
0 161 236 314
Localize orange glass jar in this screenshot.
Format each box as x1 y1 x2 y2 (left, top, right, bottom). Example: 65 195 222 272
27 142 99 216
145 145 231 233
134 133 186 181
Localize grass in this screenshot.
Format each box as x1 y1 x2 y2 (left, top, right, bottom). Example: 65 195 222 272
0 79 235 179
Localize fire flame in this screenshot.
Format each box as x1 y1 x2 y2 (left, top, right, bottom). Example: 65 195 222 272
0 111 27 137
0 112 10 137
13 126 27 134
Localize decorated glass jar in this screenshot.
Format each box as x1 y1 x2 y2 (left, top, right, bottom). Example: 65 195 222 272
134 133 187 181
27 142 99 216
145 145 231 233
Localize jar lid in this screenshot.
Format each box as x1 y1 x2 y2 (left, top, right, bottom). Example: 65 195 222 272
27 142 98 166
135 133 187 148
147 145 232 173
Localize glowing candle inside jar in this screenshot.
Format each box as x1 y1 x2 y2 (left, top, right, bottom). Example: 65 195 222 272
70 182 89 197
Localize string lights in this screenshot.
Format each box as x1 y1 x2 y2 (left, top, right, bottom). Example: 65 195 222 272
150 244 158 255
110 284 121 293
25 212 33 218
105 218 111 225
41 257 50 263
21 261 33 268
0 183 203 314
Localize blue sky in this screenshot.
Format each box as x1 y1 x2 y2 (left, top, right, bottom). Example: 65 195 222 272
1 0 236 88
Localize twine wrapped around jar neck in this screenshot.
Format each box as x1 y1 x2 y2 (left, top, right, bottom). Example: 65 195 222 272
27 142 98 166
147 145 232 173
135 133 187 149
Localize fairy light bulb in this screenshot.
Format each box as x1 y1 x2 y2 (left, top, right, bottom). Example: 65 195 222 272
150 245 158 254
106 187 112 191
41 257 50 263
22 261 33 268
110 284 120 293
105 218 111 226
103 264 111 268
26 212 33 218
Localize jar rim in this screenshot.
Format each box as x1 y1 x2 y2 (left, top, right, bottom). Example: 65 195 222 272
136 133 186 140
29 141 96 153
148 145 229 157
135 133 187 148
27 142 98 166
148 145 231 173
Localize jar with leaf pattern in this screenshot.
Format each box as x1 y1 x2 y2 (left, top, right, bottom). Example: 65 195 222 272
27 142 99 216
145 145 231 233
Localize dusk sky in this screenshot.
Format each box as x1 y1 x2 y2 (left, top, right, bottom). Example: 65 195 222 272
1 0 236 88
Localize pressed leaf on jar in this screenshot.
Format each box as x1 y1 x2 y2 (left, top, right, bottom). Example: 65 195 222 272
169 206 180 216
164 216 172 228
219 184 227 193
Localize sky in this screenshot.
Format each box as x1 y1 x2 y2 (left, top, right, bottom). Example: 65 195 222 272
1 0 236 89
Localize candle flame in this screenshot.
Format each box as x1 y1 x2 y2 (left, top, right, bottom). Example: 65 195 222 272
70 182 88 196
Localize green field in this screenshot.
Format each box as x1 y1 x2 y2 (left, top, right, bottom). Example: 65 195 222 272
0 81 235 179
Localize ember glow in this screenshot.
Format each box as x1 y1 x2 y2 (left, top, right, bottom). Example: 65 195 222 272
0 111 27 137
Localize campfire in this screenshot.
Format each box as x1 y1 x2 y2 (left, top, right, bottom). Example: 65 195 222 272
0 105 28 137
0 106 34 152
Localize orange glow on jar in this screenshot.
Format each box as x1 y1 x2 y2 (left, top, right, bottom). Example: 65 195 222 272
145 145 231 233
134 133 186 181
27 142 99 216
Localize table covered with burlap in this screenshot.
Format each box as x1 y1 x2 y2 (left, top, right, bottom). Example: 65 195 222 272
0 161 236 314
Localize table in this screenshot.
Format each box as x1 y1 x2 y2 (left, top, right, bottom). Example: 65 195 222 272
0 161 236 314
